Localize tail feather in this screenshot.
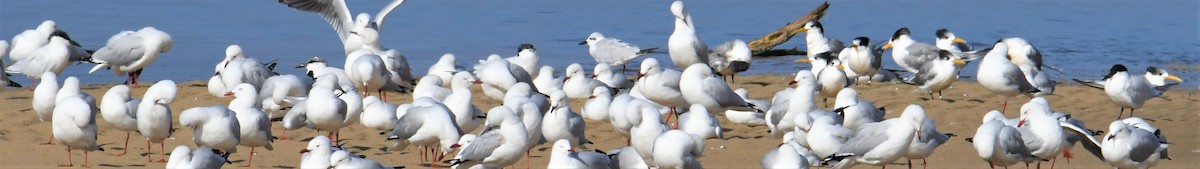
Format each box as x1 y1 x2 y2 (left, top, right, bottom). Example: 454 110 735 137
638 47 660 55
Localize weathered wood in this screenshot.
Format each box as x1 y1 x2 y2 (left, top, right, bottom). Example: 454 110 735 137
747 2 830 57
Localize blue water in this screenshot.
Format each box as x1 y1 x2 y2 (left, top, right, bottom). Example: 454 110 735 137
3 0 1198 87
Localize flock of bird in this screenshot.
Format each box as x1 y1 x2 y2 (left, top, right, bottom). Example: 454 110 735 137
0 0 1183 169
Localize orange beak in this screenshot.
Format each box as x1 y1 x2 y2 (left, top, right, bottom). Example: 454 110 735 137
1017 119 1026 127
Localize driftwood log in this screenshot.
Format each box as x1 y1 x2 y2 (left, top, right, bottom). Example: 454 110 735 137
747 2 830 57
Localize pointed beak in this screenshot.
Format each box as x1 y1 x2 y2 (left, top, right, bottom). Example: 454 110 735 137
300 149 311 154
797 28 809 32
882 42 893 50
916 129 923 140
953 37 967 44
1166 75 1183 82
850 44 859 48
591 74 598 78
952 58 966 66
350 31 358 35
450 144 461 148
473 80 483 84
588 96 596 99
1017 119 1026 127
563 76 571 82
224 91 234 97
636 73 645 80
836 64 845 70
578 40 588 45
795 58 812 63
567 149 576 152
788 80 797 85
1106 135 1115 141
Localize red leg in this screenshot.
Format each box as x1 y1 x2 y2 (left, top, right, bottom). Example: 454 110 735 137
42 134 54 145
1062 147 1073 163
922 159 927 169
116 132 129 156
147 140 153 162
418 146 426 166
1002 99 1009 114
279 128 288 140
83 150 90 168
59 148 73 167
1049 156 1057 169
158 142 167 162
241 147 255 167
526 150 532 169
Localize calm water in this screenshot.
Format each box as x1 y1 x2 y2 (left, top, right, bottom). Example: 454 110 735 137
3 0 1197 87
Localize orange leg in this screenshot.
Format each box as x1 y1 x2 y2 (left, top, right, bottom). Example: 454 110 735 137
116 132 130 156
158 142 167 162
241 147 256 167
58 148 73 167
42 134 54 145
146 140 154 162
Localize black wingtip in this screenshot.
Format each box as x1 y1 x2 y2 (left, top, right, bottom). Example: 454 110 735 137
964 137 974 142
638 47 660 55
945 133 958 137
270 117 283 122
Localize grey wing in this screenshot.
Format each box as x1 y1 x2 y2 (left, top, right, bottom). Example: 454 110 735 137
1002 63 1036 92
372 0 407 31
1016 126 1043 150
659 70 682 89
828 39 845 54
458 129 504 161
92 32 146 66
278 0 354 40
997 126 1036 158
903 44 941 70
1059 122 1104 160
593 39 640 62
836 122 890 155
1127 131 1162 162
702 76 749 107
388 111 427 140
906 65 939 86
508 63 534 86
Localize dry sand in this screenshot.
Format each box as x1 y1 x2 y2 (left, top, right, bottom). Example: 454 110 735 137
0 75 1196 168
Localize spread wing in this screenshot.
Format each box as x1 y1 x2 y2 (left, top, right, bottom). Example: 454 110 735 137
278 0 354 41
372 0 407 31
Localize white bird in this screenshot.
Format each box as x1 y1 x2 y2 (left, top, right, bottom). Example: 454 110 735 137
137 80 177 162
85 27 173 86
297 56 354 89
580 32 657 71
762 141 812 169
344 49 391 97
32 72 59 144
839 37 883 84
1014 100 1068 168
1119 117 1169 160
53 96 103 167
380 49 416 93
360 96 397 131
996 38 1057 96
339 74 365 129
796 21 845 63
806 115 853 159
831 88 882 131
1075 64 1176 119
506 43 542 79
546 139 593 169
6 36 72 84
386 97 462 165
329 150 390 169
651 130 705 169
725 88 768 127
563 63 610 99
226 83 275 167
593 63 633 89
812 52 849 106
1100 119 1169 169
258 74 312 115
1143 66 1183 86
631 107 669 165
300 135 337 168
822 104 926 169
0 41 20 88
711 39 753 83
427 53 465 86
179 106 241 155
99 84 140 156
56 77 97 112
307 75 349 141
900 49 966 99
543 90 591 147
582 86 613 121
412 75 451 101
636 58 687 122
8 20 60 64
165 146 228 169
884 27 945 74
767 70 819 137
533 65 564 93
904 117 955 168
211 45 275 97
606 92 637 137
448 107 529 169
971 110 1040 168
277 0 408 54
677 104 722 140
443 71 485 133
667 0 710 70
680 63 761 113
976 41 1040 113
477 58 534 100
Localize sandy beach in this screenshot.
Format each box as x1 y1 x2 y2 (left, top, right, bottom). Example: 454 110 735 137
0 75 1195 168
